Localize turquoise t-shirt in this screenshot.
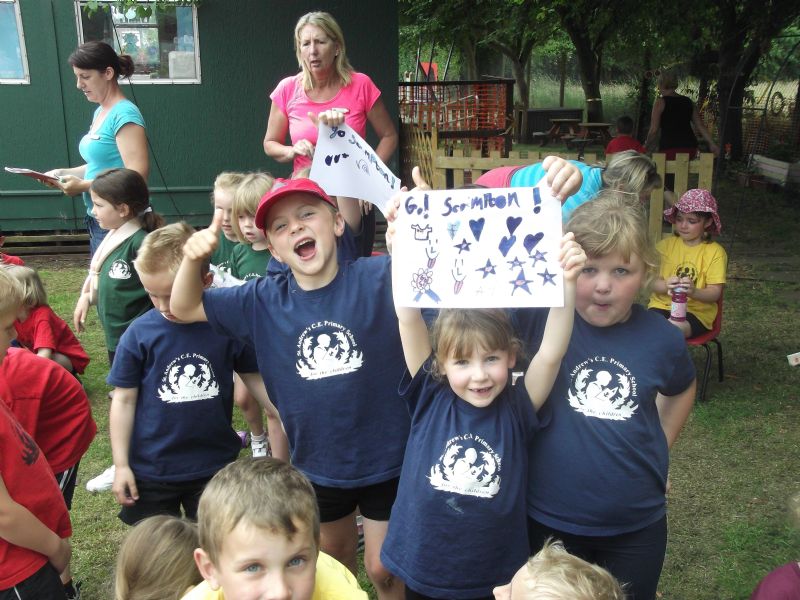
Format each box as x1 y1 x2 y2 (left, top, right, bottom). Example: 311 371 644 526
510 161 603 222
78 99 146 216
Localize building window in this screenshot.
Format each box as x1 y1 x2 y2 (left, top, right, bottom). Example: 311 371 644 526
75 1 200 83
0 0 29 84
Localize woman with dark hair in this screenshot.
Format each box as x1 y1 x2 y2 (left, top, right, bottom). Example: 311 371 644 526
263 11 397 256
47 41 149 255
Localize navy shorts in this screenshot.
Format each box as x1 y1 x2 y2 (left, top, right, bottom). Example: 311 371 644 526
312 477 399 522
118 476 211 526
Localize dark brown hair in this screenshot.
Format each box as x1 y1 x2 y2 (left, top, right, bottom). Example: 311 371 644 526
69 41 134 78
91 168 164 232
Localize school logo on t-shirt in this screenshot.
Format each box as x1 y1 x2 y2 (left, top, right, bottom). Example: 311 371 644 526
108 259 132 280
428 433 501 498
567 356 638 420
157 353 220 403
296 321 363 380
674 262 698 283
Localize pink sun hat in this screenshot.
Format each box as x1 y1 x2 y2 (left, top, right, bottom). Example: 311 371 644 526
664 188 722 235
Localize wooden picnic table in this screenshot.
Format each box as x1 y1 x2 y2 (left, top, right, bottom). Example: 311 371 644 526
579 122 613 144
541 118 582 145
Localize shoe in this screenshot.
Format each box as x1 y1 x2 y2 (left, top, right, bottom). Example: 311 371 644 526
251 434 269 458
65 580 82 600
85 465 115 492
237 430 250 448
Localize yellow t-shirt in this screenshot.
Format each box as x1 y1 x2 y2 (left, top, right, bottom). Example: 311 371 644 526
180 551 367 600
648 236 727 330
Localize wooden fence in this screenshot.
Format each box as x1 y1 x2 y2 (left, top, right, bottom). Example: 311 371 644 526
401 125 714 243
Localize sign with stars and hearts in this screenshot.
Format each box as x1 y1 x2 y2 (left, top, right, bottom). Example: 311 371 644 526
392 185 564 308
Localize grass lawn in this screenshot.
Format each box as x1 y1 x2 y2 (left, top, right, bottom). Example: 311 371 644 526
25 177 800 599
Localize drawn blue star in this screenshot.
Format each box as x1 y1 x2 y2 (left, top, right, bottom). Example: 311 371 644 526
475 259 496 278
507 256 525 269
510 269 534 295
454 238 472 254
538 268 557 286
530 250 547 267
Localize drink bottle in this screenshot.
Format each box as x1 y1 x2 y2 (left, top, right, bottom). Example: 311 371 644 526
670 286 687 321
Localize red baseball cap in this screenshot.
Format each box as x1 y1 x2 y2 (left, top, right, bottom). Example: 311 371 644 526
254 178 337 233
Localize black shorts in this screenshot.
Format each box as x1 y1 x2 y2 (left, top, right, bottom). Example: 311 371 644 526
0 563 65 599
54 461 80 510
649 308 709 338
118 476 211 526
312 477 399 522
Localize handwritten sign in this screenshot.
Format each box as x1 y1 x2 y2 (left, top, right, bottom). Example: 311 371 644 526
392 186 564 308
310 123 400 215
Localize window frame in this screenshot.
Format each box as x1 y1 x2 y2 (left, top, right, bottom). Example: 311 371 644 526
74 0 201 85
0 0 30 85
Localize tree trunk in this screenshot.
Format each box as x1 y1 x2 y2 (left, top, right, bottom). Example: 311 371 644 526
636 46 652 142
460 39 478 80
564 26 603 121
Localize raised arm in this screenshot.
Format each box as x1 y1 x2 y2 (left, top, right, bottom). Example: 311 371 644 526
386 187 431 376
170 211 223 323
525 234 586 410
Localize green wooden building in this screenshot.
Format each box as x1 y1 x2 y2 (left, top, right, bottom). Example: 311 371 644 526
0 0 398 233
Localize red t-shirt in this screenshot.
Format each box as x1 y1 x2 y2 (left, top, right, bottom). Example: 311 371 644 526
0 401 71 589
0 348 96 473
0 253 24 266
605 135 647 155
14 305 90 374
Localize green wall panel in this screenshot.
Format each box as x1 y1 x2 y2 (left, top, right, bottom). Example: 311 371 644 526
0 0 398 232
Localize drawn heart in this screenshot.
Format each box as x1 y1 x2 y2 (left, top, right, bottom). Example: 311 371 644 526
524 232 544 255
499 235 517 257
469 218 485 241
506 216 523 235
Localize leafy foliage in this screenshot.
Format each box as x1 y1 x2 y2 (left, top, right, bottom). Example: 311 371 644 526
82 0 201 19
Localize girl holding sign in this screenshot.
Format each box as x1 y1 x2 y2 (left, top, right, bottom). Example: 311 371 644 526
381 199 586 598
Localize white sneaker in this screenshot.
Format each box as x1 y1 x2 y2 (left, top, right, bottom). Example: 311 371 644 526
250 434 270 458
85 465 115 492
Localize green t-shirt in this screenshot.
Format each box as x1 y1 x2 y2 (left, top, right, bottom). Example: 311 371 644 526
211 232 238 275
96 229 151 351
230 244 271 281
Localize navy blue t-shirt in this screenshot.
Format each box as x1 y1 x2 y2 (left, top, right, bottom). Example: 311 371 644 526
108 309 258 482
526 304 695 536
203 255 410 487
381 359 538 598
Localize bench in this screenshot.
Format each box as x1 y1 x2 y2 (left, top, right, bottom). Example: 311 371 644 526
3 232 90 256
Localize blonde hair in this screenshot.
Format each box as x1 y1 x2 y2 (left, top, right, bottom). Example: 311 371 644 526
430 309 522 380
657 70 679 91
294 11 353 91
198 458 320 566
134 222 197 276
601 151 662 196
0 266 24 316
114 515 201 600
211 171 247 205
3 265 47 308
231 172 275 244
567 190 659 288
522 539 624 599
